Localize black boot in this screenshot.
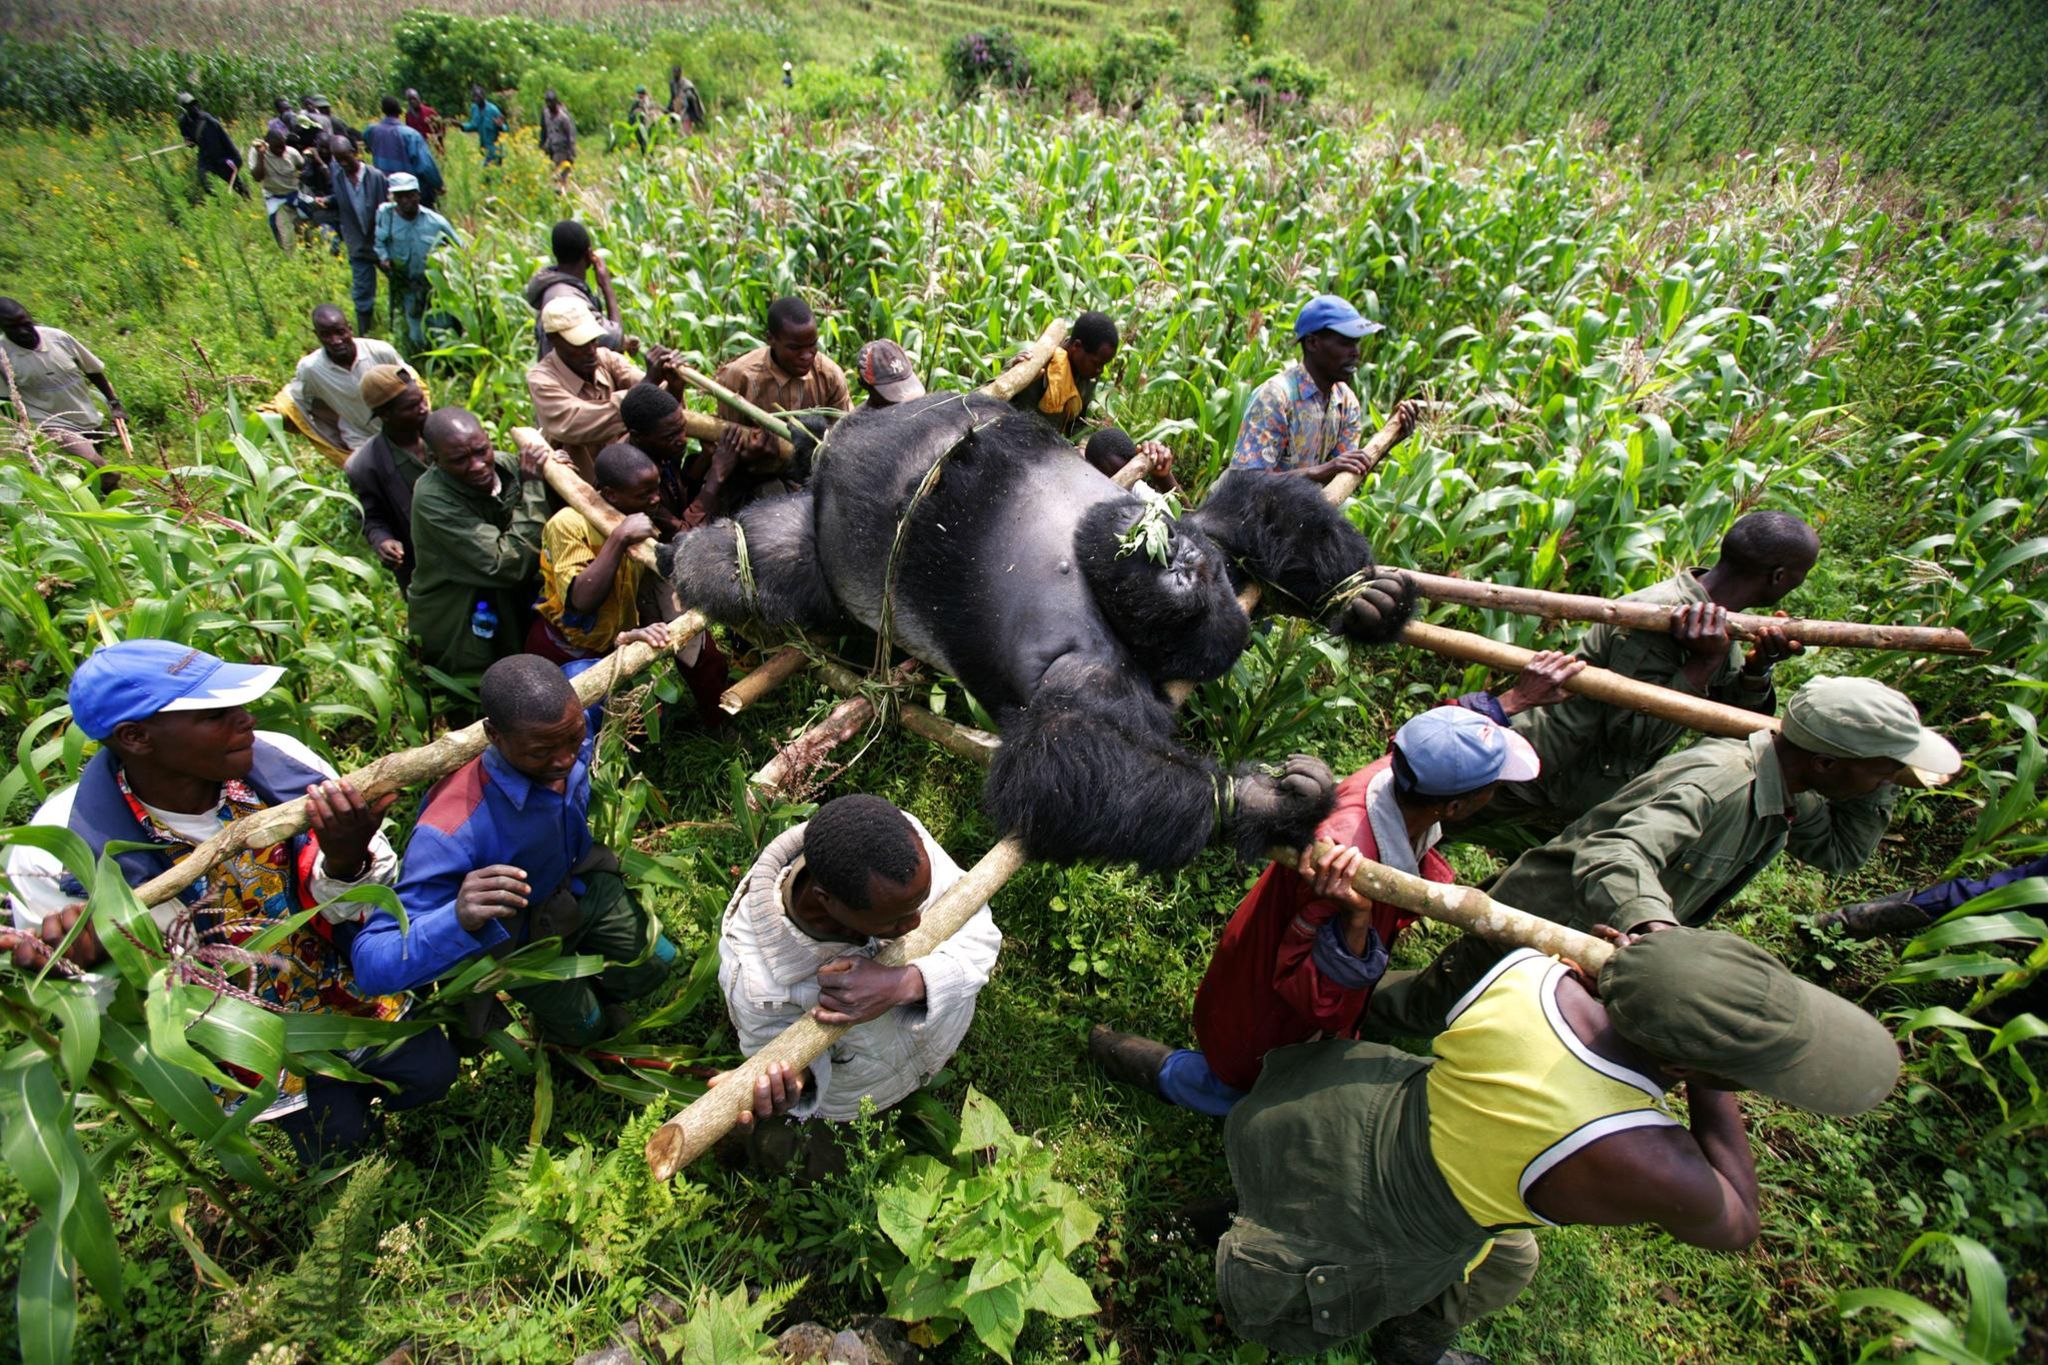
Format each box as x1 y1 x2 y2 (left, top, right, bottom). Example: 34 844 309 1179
1374 1312 1491 1365
1812 894 1929 939
1088 1024 1171 1096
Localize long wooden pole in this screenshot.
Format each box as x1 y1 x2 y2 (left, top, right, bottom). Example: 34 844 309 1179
1400 619 1777 741
518 428 662 573
670 363 793 441
1400 569 1979 656
1294 840 1614 974
979 319 1070 402
131 613 707 909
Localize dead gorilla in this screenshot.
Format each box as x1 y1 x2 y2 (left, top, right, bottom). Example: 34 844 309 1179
671 392 1412 871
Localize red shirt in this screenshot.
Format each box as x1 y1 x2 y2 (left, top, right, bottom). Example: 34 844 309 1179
1191 754 1456 1091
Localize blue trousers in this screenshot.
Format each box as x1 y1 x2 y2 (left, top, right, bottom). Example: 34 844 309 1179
1158 1048 1248 1117
347 251 380 329
275 1026 458 1169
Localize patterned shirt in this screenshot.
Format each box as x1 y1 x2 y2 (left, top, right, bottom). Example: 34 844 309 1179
1230 361 1362 473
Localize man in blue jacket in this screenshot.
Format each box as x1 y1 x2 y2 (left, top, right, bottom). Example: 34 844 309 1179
351 654 678 1042
1 640 455 1168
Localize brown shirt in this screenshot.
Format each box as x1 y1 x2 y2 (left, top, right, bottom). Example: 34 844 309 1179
712 345 851 425
526 347 644 484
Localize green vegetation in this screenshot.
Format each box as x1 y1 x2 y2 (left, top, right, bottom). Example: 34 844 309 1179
1432 0 2048 206
0 1 2044 1361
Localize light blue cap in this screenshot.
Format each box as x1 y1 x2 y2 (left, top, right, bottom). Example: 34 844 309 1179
1391 706 1539 798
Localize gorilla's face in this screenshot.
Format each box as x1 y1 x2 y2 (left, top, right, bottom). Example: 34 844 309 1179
1156 521 1221 598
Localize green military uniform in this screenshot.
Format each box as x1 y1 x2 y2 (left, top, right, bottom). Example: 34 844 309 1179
1482 571 1776 839
1219 1039 1540 1358
1372 728 1893 1036
406 452 549 676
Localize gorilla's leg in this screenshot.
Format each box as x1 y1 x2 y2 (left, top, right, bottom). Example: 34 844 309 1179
1185 471 1415 644
986 656 1336 871
667 489 846 631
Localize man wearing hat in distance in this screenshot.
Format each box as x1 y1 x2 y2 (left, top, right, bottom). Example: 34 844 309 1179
1370 675 1963 1037
852 339 926 411
526 296 649 485
1215 925 1901 1363
0 640 457 1170
1231 294 1384 484
344 362 432 589
174 91 244 195
1089 672 1582 1114
373 170 461 348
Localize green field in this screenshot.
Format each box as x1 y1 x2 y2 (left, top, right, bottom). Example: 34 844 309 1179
0 3 2044 1363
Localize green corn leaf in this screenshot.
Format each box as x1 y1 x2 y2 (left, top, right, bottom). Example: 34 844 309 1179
15 1220 76 1365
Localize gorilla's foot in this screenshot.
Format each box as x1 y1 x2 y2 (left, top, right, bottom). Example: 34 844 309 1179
1338 569 1416 644
1228 753 1336 862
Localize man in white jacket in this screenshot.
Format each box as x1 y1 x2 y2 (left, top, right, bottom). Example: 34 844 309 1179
716 794 1001 1169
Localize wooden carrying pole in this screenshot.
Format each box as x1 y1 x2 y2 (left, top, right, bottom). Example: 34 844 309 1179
518 428 662 574
979 319 1070 403
669 363 794 442
131 612 708 910
645 834 1028 1179
1401 620 1777 741
720 645 811 715
1400 569 1979 656
1293 840 1615 976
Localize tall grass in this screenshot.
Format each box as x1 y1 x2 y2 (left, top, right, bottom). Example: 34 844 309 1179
1430 0 2048 206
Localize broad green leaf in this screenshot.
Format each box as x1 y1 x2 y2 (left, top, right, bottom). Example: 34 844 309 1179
31 980 101 1090
183 989 287 1080
145 976 245 1092
16 1219 76 1365
1022 1252 1098 1319
99 1020 272 1188
88 850 166 988
960 1279 1027 1362
955 1085 1020 1155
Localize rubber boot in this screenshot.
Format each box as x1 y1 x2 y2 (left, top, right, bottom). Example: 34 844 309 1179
1088 1024 1171 1095
1812 894 1929 939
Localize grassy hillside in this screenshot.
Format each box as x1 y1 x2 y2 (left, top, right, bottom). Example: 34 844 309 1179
1430 0 2048 204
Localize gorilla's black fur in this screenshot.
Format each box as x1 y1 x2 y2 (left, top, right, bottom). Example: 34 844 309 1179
672 391 1413 872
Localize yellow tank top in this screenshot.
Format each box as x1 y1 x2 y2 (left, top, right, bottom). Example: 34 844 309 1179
1427 949 1678 1229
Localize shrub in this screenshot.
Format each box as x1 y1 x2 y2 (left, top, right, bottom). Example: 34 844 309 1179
1236 50 1329 111
943 30 1032 101
1092 28 1181 110
1227 0 1265 45
391 11 556 112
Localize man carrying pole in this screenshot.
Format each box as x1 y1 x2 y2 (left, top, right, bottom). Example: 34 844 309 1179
1369 676 1962 1037
1472 510 1820 845
710 794 1001 1177
1214 925 1900 1362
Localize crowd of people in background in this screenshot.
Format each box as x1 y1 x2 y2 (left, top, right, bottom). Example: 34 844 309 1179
161 73 711 352
3 100 2038 1359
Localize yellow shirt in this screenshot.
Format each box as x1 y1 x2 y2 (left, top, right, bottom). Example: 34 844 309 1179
537 506 641 654
1426 949 1678 1229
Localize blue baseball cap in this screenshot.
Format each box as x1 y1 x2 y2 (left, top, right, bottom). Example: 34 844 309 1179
1294 294 1383 340
1391 706 1540 798
69 640 284 741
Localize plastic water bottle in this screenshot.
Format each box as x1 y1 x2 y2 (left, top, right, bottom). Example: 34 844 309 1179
470 599 498 640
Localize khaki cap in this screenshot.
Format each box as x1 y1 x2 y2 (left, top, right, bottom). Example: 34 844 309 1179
358 363 416 410
540 296 605 347
1782 676 1961 786
1601 926 1900 1117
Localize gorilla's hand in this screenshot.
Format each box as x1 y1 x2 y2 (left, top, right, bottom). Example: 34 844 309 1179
1339 570 1415 645
1228 753 1337 863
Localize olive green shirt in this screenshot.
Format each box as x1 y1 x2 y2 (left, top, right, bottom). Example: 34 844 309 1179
1491 729 1894 935
406 453 549 675
1492 571 1775 832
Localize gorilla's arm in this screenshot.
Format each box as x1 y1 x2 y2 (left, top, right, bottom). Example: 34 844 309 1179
985 654 1336 870
1185 470 1414 644
667 487 846 631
